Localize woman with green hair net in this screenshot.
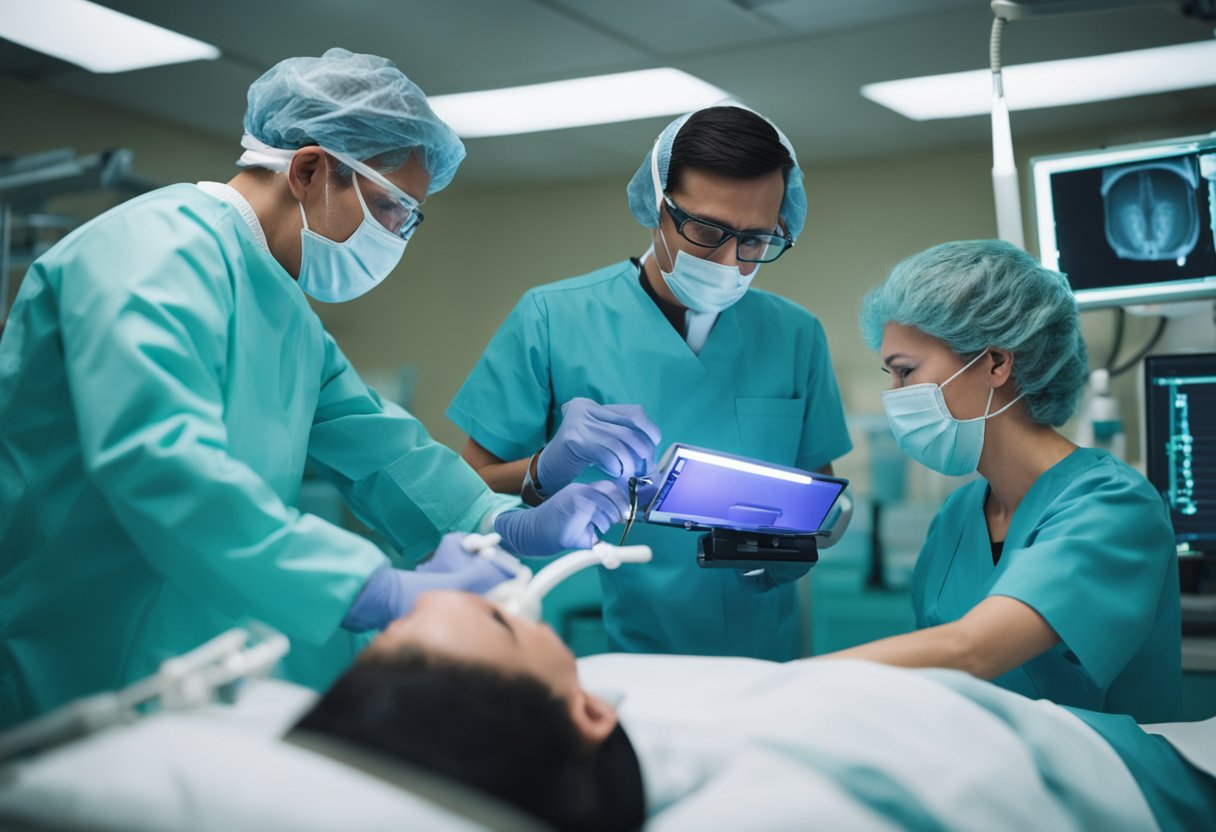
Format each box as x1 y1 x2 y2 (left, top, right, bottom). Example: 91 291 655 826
0 48 625 728
830 239 1180 723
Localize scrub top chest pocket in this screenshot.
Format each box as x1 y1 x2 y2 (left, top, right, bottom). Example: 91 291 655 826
735 397 806 466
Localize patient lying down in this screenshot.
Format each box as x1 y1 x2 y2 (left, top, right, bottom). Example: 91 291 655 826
293 591 1216 832
295 591 644 832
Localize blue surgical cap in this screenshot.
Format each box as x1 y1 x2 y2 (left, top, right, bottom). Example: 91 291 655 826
859 239 1089 427
625 108 808 240
242 47 465 193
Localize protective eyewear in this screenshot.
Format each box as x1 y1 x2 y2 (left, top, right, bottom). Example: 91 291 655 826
663 193 792 264
325 148 424 239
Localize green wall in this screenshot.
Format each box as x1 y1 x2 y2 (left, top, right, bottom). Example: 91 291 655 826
5 73 1215 494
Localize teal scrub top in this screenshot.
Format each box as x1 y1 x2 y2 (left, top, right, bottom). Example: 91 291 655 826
0 185 508 727
448 260 852 660
911 447 1181 722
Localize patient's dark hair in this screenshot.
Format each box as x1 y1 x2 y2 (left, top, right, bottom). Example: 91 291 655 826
293 647 644 832
666 105 793 194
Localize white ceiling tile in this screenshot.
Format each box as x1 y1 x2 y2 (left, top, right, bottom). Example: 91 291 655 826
4 0 1214 188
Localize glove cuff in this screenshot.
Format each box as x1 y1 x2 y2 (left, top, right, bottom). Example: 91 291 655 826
521 449 548 506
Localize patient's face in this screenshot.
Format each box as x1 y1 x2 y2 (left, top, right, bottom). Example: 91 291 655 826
369 591 582 701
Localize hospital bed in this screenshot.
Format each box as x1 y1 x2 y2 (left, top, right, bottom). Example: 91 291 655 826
1 649 1213 832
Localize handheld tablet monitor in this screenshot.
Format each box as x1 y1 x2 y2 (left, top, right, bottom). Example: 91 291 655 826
643 444 848 535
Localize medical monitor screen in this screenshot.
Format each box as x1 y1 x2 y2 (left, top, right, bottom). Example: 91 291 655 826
1032 134 1216 309
643 445 847 534
1144 353 1216 558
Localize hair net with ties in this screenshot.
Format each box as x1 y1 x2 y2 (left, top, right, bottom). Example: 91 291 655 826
240 47 465 194
625 107 808 240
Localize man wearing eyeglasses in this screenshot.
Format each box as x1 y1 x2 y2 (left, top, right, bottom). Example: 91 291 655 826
0 49 630 728
449 106 852 661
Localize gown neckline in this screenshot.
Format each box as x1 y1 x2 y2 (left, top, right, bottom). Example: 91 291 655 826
622 260 741 370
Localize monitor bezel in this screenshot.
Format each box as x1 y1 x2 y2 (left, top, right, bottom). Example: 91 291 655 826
1031 132 1216 311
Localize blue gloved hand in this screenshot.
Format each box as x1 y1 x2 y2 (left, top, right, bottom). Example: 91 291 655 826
736 562 814 594
494 481 629 556
536 398 662 494
342 533 516 632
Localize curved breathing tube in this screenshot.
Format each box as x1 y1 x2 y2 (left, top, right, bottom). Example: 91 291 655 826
462 533 652 622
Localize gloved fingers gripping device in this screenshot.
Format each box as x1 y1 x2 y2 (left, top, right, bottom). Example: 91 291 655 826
461 533 652 622
0 624 289 763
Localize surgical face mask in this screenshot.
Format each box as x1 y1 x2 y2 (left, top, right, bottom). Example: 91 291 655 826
880 350 1025 476
656 226 758 313
296 172 409 303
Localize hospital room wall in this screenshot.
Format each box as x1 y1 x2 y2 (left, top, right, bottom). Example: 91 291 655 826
318 123 1215 494
0 77 240 216
6 73 1215 491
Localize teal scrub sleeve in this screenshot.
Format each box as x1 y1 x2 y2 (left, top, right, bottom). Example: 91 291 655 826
56 211 387 646
989 477 1173 691
307 334 513 562
795 317 853 471
447 290 552 462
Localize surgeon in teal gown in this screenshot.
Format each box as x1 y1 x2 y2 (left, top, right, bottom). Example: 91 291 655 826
0 49 624 728
450 107 852 660
829 240 1180 722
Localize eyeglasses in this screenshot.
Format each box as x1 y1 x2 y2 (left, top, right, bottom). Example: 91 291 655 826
618 476 653 546
663 193 793 264
325 147 425 239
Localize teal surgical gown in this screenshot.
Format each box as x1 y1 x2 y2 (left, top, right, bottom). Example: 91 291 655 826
911 447 1181 722
448 260 852 659
0 185 508 727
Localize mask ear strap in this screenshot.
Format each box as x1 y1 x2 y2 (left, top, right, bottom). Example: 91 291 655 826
351 171 374 219
655 225 677 273
650 135 664 214
972 349 1024 420
649 112 693 219
986 390 1026 419
942 349 990 388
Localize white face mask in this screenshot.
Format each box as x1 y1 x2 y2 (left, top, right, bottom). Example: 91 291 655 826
656 225 758 313
296 171 410 304
880 350 1024 476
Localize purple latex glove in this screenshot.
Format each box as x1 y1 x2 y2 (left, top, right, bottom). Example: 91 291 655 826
342 533 516 632
536 398 662 494
494 481 629 556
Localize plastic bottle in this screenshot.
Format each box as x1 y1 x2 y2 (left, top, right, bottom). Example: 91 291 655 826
1086 369 1126 460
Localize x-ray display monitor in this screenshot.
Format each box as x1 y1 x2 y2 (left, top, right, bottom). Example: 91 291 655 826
1032 133 1216 309
1144 353 1216 558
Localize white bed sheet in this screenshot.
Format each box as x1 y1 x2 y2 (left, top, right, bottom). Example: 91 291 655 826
580 654 1159 832
2 662 1205 832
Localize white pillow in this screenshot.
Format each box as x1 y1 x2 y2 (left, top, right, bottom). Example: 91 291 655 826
0 681 504 832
